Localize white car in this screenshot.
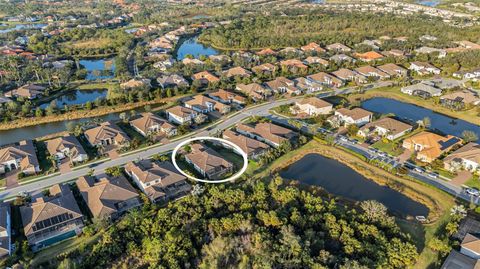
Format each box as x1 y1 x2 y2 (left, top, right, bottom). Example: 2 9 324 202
465 188 480 197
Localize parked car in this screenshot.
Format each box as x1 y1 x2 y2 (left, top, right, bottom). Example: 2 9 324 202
465 188 480 197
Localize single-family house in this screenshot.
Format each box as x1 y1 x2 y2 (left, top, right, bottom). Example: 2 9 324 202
293 97 333 116
326 43 352 52
0 204 11 258
236 83 272 101
157 74 189 88
252 63 277 76
130 112 177 138
20 184 84 251
166 105 200 125
301 42 326 53
191 71 219 85
279 59 308 73
256 48 277 56
307 72 344 88
409 61 441 75
402 131 462 163
331 68 366 83
444 142 480 172
440 90 480 110
354 65 390 79
45 135 88 164
84 121 130 148
354 51 385 62
332 108 373 127
125 160 191 203
358 117 413 140
293 77 323 93
377 63 407 77
222 129 269 159
265 77 299 94
329 54 355 63
303 56 329 66
401 83 442 98
184 95 231 114
76 175 141 219
236 122 297 147
120 78 151 90
0 140 40 175
5 84 45 100
185 143 234 180
223 66 252 78
208 89 246 105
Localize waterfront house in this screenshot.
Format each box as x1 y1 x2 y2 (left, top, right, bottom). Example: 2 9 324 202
409 61 441 75
331 108 373 127
401 83 442 98
357 117 413 140
120 78 151 90
185 143 234 180
301 42 326 53
293 97 333 116
0 204 11 258
130 112 177 138
20 184 84 251
222 129 269 159
402 131 462 163
5 84 45 100
184 95 231 114
45 134 88 164
157 74 189 88
354 51 385 62
326 43 352 52
76 175 141 220
236 122 297 147
252 63 277 76
236 83 271 101
307 72 344 88
0 140 40 175
440 90 480 110
208 89 246 105
182 58 204 66
441 233 480 269
84 121 130 149
166 105 200 125
444 142 480 172
354 65 390 79
191 71 220 85
125 160 191 203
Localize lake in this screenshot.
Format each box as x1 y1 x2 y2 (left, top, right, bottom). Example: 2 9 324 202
416 0 440 7
175 36 219 61
0 23 47 34
362 98 480 141
280 154 429 217
79 59 115 80
39 89 107 109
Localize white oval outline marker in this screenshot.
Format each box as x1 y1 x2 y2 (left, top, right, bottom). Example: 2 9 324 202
171 136 248 183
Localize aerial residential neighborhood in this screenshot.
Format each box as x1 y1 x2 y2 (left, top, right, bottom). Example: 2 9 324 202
0 0 480 268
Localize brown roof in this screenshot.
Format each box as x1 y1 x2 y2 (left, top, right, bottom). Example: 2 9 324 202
252 63 277 73
76 175 139 218
185 143 233 174
256 48 277 56
297 97 332 109
377 63 407 76
223 129 269 155
166 105 196 118
237 122 296 145
331 68 360 80
307 72 343 85
209 89 246 103
84 121 130 145
336 108 373 120
0 140 39 171
444 142 480 165
45 134 86 159
462 233 480 254
192 71 219 82
223 66 251 78
265 77 294 90
236 83 270 100
354 65 389 78
5 84 45 98
361 117 412 136
130 112 174 135
355 51 384 61
304 56 329 66
279 59 308 69
441 90 480 105
185 95 230 112
20 184 83 236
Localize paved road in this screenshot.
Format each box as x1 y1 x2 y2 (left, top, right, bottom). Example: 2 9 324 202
0 98 297 200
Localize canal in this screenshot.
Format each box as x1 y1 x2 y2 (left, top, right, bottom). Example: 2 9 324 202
362 97 480 141
280 153 429 217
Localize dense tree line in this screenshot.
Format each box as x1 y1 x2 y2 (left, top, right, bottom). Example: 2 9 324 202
199 12 480 50
52 178 418 269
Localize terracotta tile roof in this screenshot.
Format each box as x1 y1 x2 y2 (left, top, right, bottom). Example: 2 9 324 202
209 89 246 103
236 83 270 100
45 134 86 160
331 68 360 80
192 71 219 82
223 129 269 155
265 77 294 90
130 112 174 135
185 95 230 112
307 72 343 85
279 59 308 69
360 117 412 137
355 51 384 61
252 63 277 73
256 48 277 56
185 143 233 174
301 42 325 53
20 184 83 237
304 56 329 66
403 131 462 161
84 121 130 146
76 175 139 218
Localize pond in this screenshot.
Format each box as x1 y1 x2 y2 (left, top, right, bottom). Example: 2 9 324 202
416 0 440 7
280 153 429 217
79 59 115 80
0 113 119 146
175 36 219 61
0 23 47 34
362 97 480 141
39 89 107 109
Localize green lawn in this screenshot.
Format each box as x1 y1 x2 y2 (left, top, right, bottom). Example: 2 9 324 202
372 140 404 156
465 175 480 189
